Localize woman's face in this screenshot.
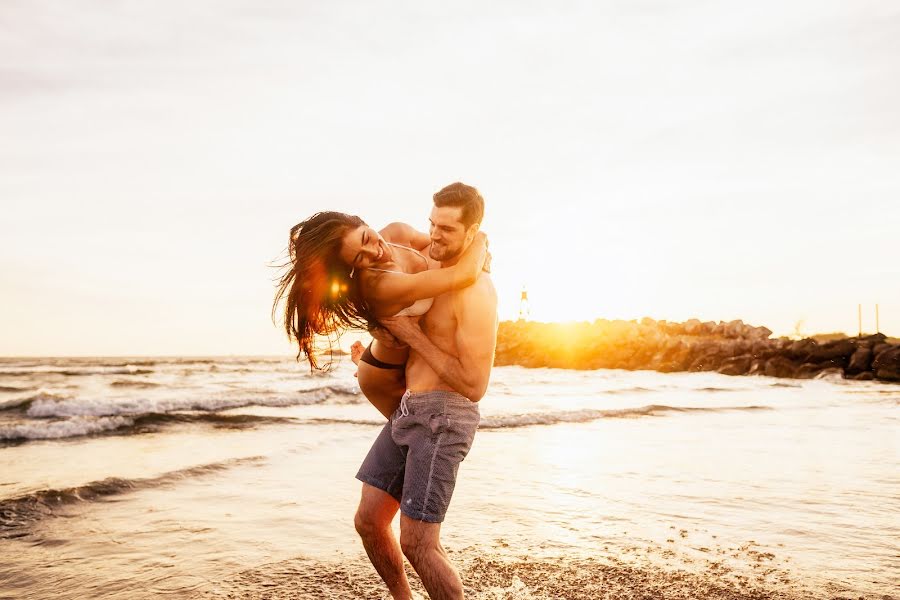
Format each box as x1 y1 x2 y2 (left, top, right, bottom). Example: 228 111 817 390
339 225 392 270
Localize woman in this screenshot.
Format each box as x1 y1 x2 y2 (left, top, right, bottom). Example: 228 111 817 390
273 211 487 417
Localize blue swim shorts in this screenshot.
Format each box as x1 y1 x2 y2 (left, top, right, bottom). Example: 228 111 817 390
356 389 480 523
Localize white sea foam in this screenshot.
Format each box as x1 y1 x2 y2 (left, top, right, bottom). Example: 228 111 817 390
0 416 134 440
25 386 361 418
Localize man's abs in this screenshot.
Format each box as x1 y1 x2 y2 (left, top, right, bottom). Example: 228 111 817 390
404 293 459 394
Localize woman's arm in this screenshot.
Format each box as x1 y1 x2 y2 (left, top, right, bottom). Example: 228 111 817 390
364 232 487 308
379 222 431 251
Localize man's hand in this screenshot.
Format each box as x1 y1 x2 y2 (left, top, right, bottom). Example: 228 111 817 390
369 325 407 349
379 316 422 346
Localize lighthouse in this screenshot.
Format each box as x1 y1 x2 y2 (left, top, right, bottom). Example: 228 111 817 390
518 285 530 321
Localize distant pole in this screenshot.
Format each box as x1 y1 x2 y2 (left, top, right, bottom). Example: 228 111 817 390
876 303 880 333
858 304 862 336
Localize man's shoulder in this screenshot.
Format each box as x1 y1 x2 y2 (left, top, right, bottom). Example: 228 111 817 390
452 273 497 309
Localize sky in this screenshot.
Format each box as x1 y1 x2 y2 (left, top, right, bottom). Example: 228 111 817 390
1 0 898 356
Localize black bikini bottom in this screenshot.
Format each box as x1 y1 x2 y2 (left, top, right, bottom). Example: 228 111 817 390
360 342 405 370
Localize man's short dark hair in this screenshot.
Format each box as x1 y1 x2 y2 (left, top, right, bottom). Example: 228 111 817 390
433 182 484 227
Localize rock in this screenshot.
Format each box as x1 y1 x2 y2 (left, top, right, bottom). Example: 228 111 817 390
718 355 752 376
807 338 856 364
663 321 682 335
764 356 798 378
684 319 703 335
657 341 693 372
788 339 817 361
748 358 767 375
750 326 773 340
846 346 873 376
687 343 731 372
730 339 754 356
872 346 900 382
872 343 892 360
750 340 777 360
860 333 887 345
723 320 745 339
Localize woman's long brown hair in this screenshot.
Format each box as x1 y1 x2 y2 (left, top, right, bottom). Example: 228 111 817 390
272 211 378 369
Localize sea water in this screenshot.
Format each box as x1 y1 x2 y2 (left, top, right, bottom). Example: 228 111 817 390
0 356 897 598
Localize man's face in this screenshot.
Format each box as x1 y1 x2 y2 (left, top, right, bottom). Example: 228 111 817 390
428 205 476 261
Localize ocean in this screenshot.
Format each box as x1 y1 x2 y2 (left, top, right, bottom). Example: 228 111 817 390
0 356 897 599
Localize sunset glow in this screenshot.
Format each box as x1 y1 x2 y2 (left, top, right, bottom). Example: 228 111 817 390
1 1 898 356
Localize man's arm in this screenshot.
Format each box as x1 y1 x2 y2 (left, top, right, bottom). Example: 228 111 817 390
382 278 497 401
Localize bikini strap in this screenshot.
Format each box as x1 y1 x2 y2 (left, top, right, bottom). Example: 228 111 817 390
365 267 403 274
360 243 429 275
386 242 428 268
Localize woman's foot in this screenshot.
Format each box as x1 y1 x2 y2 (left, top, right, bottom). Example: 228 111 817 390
351 341 365 365
351 341 365 378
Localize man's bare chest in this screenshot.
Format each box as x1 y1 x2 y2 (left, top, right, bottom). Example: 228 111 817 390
421 294 458 341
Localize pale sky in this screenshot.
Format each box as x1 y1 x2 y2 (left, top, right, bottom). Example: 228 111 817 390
1 0 898 356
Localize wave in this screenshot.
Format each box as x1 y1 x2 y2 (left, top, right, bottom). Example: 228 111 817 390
294 404 774 431
0 367 154 377
0 385 34 393
0 391 71 412
130 412 298 430
0 456 264 537
23 385 362 418
602 386 656 394
0 397 34 411
478 404 772 429
0 416 135 441
0 412 300 443
109 379 162 389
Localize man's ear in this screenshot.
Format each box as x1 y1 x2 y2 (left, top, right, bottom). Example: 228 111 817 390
465 223 480 244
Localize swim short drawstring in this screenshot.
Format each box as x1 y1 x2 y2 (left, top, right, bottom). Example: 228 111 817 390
399 390 411 417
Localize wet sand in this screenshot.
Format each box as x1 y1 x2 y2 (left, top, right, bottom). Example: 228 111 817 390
192 549 826 600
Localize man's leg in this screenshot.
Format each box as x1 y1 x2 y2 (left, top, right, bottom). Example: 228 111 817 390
399 514 463 600
355 483 412 600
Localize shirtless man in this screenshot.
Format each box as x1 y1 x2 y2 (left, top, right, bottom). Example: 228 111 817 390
353 182 498 600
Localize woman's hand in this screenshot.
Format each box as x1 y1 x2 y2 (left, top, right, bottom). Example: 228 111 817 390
456 231 489 283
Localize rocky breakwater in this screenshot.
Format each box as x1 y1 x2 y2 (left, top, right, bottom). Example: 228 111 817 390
494 318 900 383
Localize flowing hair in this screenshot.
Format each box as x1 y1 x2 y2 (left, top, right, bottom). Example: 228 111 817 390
272 211 378 369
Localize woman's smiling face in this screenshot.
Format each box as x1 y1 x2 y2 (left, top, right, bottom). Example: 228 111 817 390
339 225 392 270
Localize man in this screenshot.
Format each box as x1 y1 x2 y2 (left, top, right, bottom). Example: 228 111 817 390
353 182 498 600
